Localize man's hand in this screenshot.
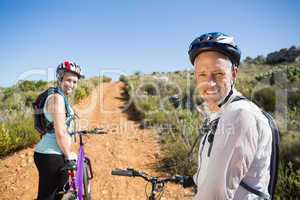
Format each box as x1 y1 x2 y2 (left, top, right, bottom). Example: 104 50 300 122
173 175 196 188
183 176 196 188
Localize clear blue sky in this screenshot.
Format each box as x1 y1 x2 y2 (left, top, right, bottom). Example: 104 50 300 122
0 0 299 87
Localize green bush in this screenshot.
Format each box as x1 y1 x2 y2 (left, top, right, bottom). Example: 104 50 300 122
253 87 276 112
3 88 14 100
74 87 88 103
135 96 160 114
288 90 300 109
119 75 129 83
160 136 198 175
275 161 300 199
24 91 39 107
0 116 39 157
158 110 201 175
140 83 158 96
35 80 48 89
17 80 36 92
280 131 300 169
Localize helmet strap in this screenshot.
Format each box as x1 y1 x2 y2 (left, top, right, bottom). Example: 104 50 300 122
217 84 234 108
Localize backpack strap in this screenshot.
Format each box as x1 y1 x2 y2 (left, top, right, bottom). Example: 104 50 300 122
261 110 280 199
54 87 73 118
240 180 270 199
44 87 73 132
231 96 279 200
54 87 74 127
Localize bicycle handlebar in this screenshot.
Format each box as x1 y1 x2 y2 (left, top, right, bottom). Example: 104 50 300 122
111 168 134 177
69 127 107 136
111 168 185 184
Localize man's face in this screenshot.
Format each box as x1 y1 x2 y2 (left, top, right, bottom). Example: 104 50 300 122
59 72 79 96
194 51 237 107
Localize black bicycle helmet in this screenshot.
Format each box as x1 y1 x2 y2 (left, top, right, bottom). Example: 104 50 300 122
188 32 241 66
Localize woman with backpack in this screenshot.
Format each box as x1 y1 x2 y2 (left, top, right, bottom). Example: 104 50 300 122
33 61 85 200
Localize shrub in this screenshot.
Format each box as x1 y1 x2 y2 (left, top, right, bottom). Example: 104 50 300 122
3 88 14 100
100 76 112 83
0 116 39 157
159 110 201 175
160 136 198 175
17 80 36 92
275 161 300 199
134 96 160 114
266 46 300 64
139 83 158 96
280 131 300 169
74 87 87 103
35 80 48 89
24 91 38 107
134 71 141 76
253 87 276 112
119 75 129 83
288 90 300 110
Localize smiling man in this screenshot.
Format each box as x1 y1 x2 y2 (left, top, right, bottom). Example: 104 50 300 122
181 32 278 200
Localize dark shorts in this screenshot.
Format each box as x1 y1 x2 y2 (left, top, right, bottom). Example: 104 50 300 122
34 152 68 200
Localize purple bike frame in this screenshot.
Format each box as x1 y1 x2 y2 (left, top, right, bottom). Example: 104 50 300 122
75 145 85 200
67 142 85 200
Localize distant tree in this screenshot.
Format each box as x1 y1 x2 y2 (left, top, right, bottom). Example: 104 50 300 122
17 80 36 92
3 88 14 100
266 46 300 64
243 56 253 63
253 55 266 64
134 71 141 76
35 80 48 89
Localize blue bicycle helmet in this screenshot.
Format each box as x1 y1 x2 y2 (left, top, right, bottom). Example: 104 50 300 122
188 32 241 66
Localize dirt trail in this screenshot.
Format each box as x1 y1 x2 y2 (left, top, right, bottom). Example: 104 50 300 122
0 82 192 200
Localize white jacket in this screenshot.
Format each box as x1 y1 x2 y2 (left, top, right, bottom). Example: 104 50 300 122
193 90 272 200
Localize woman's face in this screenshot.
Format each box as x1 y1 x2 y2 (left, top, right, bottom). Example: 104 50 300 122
194 51 237 109
58 72 79 95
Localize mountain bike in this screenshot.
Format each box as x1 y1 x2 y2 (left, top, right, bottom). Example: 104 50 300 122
111 168 185 200
60 127 107 200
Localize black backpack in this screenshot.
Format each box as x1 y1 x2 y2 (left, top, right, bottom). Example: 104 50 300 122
32 87 72 135
232 96 280 200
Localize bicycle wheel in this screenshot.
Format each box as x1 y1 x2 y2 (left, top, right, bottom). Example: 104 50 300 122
83 162 91 200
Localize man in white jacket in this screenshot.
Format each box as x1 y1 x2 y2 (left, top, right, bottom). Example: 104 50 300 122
184 32 274 200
